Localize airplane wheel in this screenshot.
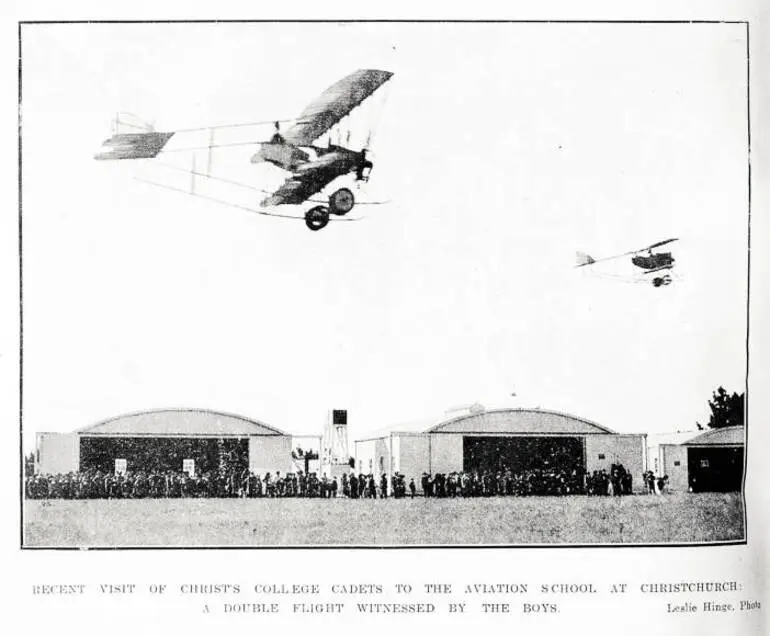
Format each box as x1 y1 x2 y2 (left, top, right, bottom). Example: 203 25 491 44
305 206 330 231
329 188 354 216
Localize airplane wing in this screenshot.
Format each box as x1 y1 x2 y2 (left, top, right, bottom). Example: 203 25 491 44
260 162 342 207
282 69 393 147
641 264 675 275
643 238 678 251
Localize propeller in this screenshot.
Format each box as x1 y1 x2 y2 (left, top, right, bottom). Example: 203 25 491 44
354 129 376 183
356 148 374 182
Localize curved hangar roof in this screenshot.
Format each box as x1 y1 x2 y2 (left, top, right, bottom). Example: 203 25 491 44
683 425 744 446
77 408 286 438
427 409 616 435
362 409 617 440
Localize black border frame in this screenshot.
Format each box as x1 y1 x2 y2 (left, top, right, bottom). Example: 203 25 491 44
18 19 752 551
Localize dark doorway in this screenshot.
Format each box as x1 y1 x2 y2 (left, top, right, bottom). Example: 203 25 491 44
463 436 584 475
687 446 743 492
79 437 249 476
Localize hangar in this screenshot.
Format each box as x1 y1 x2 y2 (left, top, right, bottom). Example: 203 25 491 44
35 408 293 476
355 407 646 493
656 425 744 492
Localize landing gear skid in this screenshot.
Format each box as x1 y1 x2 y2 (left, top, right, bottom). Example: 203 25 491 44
305 206 330 231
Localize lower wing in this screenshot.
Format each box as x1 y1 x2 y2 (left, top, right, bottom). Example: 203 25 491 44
261 163 342 207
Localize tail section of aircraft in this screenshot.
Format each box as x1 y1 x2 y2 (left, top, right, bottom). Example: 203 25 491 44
95 131 175 160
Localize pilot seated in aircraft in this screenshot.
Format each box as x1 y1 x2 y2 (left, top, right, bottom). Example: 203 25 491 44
270 121 285 144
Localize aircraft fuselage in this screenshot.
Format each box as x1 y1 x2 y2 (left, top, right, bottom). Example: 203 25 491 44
252 142 365 178
251 141 310 171
631 252 675 271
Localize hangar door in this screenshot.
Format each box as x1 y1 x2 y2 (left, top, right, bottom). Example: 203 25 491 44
687 446 743 492
80 437 249 475
463 436 584 475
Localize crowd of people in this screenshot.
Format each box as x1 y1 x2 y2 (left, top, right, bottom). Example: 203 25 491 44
586 463 634 496
417 467 587 497
25 463 647 500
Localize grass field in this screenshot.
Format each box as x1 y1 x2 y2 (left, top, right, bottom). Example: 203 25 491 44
23 492 744 547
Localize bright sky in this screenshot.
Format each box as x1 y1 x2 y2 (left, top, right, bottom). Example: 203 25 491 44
20 22 748 447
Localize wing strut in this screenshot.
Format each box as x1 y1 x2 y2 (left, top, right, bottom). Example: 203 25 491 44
206 128 215 178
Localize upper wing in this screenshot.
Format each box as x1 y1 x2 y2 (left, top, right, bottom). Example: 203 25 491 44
642 238 678 251
260 163 341 207
282 69 393 147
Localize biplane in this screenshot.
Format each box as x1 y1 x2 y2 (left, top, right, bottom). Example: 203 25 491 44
576 238 679 287
95 69 393 231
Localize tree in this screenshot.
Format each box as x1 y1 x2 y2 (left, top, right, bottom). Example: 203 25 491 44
707 386 745 429
25 452 35 477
